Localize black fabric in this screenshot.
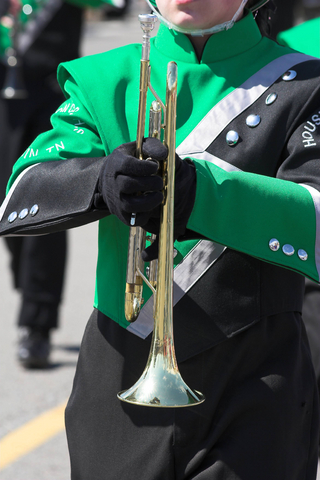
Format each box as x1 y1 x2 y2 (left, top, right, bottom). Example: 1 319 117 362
0 0 10 18
168 248 305 362
98 138 166 226
5 232 67 329
20 2 83 82
0 69 70 330
141 155 197 261
0 156 109 236
98 136 196 261
206 60 320 187
303 278 320 399
65 309 319 480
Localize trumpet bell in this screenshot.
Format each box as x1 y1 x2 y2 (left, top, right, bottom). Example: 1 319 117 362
118 343 205 407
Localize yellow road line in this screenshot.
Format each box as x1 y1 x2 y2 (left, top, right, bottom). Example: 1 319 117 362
0 401 67 470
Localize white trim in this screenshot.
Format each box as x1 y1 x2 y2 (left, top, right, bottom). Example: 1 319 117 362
187 151 241 172
127 240 226 338
177 53 315 157
0 164 40 222
299 183 320 281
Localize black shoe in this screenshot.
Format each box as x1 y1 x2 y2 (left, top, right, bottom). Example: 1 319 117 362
18 328 51 369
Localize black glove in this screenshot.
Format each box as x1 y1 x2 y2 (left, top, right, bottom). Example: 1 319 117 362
98 138 168 226
141 155 196 262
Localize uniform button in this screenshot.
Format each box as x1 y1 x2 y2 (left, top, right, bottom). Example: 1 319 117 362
19 208 29 219
269 238 280 251
282 70 297 81
246 114 261 128
265 93 278 105
298 249 308 261
282 244 295 256
30 204 39 216
226 130 239 146
8 211 18 223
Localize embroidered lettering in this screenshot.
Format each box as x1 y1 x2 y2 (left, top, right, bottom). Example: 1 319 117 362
29 148 38 157
57 103 70 113
304 121 316 133
302 131 316 147
55 141 65 151
311 114 320 126
46 141 65 153
23 148 39 158
74 127 84 134
68 104 80 115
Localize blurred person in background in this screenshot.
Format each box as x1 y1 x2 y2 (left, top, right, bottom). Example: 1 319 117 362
0 0 107 369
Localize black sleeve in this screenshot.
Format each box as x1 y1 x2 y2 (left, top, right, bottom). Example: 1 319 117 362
0 156 109 236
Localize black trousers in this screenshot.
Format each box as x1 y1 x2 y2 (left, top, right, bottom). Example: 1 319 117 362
65 309 319 480
0 66 67 330
303 279 320 398
4 234 67 329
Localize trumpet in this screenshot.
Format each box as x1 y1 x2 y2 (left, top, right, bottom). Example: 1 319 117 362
118 14 205 407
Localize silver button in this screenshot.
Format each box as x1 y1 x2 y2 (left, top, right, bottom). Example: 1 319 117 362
8 211 18 223
266 93 278 105
282 70 297 81
30 204 39 216
173 248 178 258
282 244 295 256
269 238 280 252
19 208 29 219
226 130 239 146
246 114 261 128
298 249 308 261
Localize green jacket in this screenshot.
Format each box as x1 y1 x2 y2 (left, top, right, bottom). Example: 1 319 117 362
1 12 320 337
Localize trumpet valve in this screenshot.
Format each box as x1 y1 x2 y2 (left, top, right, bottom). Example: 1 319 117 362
125 283 144 323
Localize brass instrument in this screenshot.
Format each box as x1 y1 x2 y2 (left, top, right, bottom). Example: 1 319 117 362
118 14 205 407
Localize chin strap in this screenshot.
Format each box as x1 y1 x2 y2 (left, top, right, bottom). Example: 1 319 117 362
146 0 250 37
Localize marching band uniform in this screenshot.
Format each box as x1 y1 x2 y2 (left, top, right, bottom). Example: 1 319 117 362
276 13 320 447
0 0 84 367
0 0 113 367
0 6 320 479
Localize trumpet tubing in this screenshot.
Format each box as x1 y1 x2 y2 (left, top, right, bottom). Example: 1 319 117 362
119 23 205 406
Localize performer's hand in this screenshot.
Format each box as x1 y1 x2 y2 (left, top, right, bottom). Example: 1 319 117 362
142 155 196 262
98 138 167 226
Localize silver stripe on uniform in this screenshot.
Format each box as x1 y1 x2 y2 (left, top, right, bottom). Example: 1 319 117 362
177 53 315 157
127 240 226 339
186 151 241 172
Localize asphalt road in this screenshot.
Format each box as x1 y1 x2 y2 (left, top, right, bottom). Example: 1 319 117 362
1 4 319 479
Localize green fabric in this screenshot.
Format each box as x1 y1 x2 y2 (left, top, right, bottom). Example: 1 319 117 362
65 0 115 8
188 160 319 282
6 12 320 328
277 18 320 58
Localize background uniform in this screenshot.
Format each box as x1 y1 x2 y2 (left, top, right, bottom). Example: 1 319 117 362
0 0 83 367
0 9 319 479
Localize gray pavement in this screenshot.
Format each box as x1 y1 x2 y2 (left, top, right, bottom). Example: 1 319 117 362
1 5 320 479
